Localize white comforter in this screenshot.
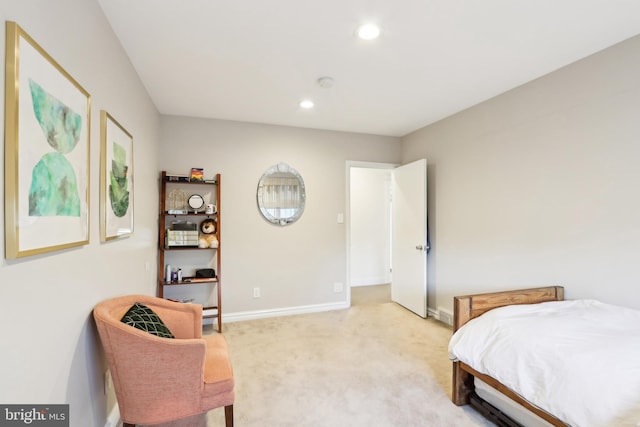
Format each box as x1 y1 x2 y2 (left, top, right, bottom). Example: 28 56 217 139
448 299 640 427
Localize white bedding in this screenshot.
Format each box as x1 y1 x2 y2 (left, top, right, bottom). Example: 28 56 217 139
448 299 640 427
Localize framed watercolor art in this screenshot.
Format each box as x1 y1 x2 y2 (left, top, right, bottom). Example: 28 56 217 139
100 111 134 241
4 22 91 259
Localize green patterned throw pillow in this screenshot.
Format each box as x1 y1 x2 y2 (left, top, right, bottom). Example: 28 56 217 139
121 302 175 339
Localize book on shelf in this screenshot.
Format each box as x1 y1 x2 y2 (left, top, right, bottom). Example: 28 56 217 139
202 307 218 317
165 174 190 182
182 277 217 283
190 168 204 182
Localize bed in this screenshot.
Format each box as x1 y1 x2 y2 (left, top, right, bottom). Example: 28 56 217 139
448 286 640 427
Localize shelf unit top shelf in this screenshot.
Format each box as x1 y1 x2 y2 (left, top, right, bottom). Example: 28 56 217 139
162 211 217 216
164 174 217 185
163 247 217 251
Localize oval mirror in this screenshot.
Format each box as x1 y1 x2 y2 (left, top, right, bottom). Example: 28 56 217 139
257 162 306 226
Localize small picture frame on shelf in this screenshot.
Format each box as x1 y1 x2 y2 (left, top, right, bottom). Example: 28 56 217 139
190 168 204 182
166 188 187 211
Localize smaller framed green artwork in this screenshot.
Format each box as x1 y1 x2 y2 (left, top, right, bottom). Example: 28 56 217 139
4 22 91 259
100 111 134 241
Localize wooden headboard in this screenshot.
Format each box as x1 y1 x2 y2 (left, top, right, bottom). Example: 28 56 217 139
451 285 567 426
453 286 564 331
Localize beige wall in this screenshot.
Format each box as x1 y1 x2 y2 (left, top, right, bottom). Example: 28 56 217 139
0 1 160 425
159 116 401 317
402 34 640 314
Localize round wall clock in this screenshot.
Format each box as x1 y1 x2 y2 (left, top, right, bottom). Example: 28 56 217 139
188 194 205 211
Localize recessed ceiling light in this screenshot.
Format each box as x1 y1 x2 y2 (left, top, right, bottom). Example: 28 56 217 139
356 23 381 40
299 99 314 109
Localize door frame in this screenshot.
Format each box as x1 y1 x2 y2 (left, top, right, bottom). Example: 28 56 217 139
345 160 398 307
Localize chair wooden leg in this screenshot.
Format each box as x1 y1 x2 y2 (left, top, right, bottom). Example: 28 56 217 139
224 405 234 427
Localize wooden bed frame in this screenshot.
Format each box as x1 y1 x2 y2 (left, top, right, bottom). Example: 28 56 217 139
451 286 567 427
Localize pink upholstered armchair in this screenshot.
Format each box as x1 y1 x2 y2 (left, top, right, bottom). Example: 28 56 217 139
93 295 234 427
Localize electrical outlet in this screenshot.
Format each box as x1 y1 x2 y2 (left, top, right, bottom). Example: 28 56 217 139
333 282 343 293
253 287 261 298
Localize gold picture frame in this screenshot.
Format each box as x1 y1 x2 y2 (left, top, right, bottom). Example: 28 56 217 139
100 111 134 241
4 22 91 259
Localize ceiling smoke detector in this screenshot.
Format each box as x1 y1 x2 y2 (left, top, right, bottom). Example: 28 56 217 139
317 76 334 89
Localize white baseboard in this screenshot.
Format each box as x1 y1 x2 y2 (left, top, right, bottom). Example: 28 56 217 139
105 405 120 427
222 301 349 323
428 307 453 326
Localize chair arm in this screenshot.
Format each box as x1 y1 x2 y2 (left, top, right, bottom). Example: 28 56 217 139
101 322 208 423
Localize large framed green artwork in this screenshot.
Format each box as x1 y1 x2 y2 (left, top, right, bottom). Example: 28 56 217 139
100 111 133 241
4 22 91 259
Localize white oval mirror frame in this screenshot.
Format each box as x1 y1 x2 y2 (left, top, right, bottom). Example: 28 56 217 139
257 162 306 226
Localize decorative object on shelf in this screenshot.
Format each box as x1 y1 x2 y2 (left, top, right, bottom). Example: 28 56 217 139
165 229 199 247
190 168 204 182
198 218 218 248
182 277 214 283
4 21 91 259
205 203 216 215
171 220 197 231
166 189 187 211
256 162 306 226
196 268 216 278
100 110 134 241
188 194 205 212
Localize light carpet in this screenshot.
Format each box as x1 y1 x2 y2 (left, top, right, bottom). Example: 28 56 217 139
151 295 494 427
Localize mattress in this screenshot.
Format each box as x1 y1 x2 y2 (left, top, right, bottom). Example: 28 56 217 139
449 299 640 427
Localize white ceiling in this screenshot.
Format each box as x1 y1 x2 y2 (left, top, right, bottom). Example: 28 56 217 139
98 0 640 137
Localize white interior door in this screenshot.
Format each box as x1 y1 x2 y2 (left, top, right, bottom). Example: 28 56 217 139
391 159 427 317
